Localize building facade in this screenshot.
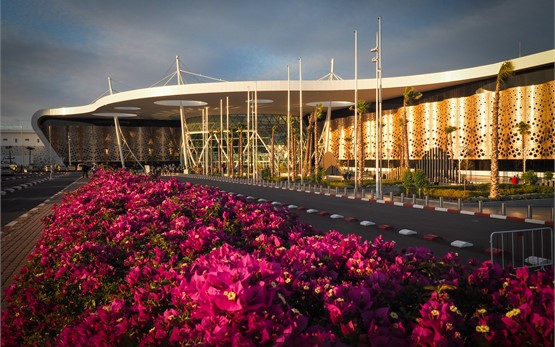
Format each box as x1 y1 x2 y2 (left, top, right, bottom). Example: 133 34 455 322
32 50 554 179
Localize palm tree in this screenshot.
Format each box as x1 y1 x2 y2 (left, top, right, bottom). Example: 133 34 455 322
489 61 514 200
313 104 324 177
350 101 369 186
515 120 531 173
402 87 422 169
444 126 458 181
270 124 277 177
344 136 353 172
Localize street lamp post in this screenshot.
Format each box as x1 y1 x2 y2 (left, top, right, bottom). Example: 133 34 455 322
371 16 383 199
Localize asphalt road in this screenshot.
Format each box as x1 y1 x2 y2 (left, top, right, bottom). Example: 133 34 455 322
178 177 550 263
1 172 83 227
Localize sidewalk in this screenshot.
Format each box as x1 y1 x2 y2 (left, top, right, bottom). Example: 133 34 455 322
1 178 87 310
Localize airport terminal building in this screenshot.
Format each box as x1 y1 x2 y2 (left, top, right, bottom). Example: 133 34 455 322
31 50 554 181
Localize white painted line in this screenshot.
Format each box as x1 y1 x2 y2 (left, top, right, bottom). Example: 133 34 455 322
413 204 425 209
399 229 417 236
460 210 475 215
314 192 321 195
360 220 376 226
435 207 448 212
451 240 474 248
393 202 404 207
330 214 344 219
306 209 319 214
525 219 546 225
490 214 507 220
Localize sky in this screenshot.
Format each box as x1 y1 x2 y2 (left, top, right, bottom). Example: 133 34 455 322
1 0 553 129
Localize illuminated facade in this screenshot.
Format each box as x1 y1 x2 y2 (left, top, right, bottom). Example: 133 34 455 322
32 50 554 177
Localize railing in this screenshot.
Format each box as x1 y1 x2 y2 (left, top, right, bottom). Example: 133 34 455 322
489 227 554 270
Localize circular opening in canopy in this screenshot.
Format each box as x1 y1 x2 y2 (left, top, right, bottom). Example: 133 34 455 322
154 100 208 107
93 112 137 118
114 106 141 111
245 99 273 104
306 101 354 108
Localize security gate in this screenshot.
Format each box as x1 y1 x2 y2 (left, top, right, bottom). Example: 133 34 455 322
490 227 554 270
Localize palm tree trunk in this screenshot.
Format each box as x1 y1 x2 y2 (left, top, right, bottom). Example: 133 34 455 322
403 104 409 169
270 127 275 177
239 131 243 177
357 113 364 186
489 84 501 200
314 113 319 177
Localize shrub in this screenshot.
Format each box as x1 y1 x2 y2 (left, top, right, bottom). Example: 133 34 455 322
413 170 428 197
544 171 554 181
401 170 413 194
521 171 538 185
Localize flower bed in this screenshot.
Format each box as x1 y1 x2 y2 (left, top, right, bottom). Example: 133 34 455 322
2 169 553 346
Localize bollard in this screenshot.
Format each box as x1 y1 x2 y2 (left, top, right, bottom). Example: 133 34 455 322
370 190 374 199
439 196 443 208
527 205 532 219
400 193 404 203
389 191 393 202
413 194 416 204
320 185 323 193
361 188 365 198
344 186 347 196
501 202 506 215
328 185 331 194
336 186 339 195
478 200 483 213
425 195 429 206
457 198 462 210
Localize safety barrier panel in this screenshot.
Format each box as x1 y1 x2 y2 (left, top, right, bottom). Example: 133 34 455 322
490 227 554 270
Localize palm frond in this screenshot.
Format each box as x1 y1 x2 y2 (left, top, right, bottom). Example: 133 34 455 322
497 61 514 84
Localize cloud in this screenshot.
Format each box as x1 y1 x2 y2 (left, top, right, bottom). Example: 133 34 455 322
1 0 553 128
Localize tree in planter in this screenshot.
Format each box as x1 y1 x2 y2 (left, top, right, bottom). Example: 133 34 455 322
312 104 324 177
544 171 554 182
413 169 428 197
444 126 458 181
402 169 413 194
350 101 369 187
402 87 422 169
489 61 514 200
515 121 531 174
344 136 353 176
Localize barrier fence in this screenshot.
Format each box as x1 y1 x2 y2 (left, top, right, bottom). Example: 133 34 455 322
489 227 554 270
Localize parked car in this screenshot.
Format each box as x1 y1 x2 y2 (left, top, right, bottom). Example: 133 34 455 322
1 163 14 176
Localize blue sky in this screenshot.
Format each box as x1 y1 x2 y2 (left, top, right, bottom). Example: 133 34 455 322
1 0 553 129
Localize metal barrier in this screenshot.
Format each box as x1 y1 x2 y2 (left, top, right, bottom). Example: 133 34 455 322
490 227 554 270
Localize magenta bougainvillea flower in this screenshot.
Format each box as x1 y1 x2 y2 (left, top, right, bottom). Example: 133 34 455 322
1 169 553 346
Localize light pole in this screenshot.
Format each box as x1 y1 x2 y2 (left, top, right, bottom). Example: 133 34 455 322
371 16 383 199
